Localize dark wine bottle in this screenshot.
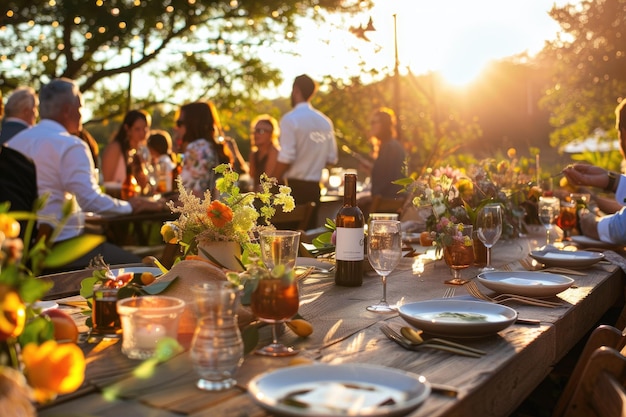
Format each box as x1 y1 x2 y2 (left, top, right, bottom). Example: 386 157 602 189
334 173 364 287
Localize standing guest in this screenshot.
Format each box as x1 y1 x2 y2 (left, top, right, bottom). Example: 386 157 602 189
174 101 232 196
248 114 280 191
101 109 151 187
6 78 164 270
0 86 39 144
362 107 406 198
271 74 338 210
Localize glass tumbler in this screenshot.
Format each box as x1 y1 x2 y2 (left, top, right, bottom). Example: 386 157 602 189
190 281 244 391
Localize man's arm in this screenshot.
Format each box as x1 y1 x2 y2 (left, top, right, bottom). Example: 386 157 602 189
270 161 291 184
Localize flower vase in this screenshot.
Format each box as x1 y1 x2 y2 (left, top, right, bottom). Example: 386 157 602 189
198 241 244 272
472 231 488 267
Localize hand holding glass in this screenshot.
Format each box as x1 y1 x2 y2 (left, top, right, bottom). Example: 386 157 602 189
367 220 402 313
251 230 300 356
476 204 503 271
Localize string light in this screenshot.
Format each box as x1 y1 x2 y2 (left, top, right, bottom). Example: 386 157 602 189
6 11 14 18
98 26 106 33
74 17 81 24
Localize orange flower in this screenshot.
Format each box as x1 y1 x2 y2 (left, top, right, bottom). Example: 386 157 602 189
0 285 26 341
22 340 85 403
206 200 233 228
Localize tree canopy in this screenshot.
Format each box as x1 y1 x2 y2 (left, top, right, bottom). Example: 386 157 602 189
0 0 371 120
540 0 626 151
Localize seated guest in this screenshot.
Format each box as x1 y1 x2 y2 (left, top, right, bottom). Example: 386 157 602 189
6 78 165 271
0 86 39 144
562 163 626 244
148 130 176 192
0 145 37 241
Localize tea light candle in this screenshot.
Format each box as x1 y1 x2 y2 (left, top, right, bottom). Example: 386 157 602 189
135 324 166 349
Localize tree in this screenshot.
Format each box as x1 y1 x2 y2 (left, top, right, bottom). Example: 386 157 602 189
539 0 626 155
0 0 371 121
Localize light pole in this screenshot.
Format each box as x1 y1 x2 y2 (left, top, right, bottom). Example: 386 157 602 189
393 14 401 141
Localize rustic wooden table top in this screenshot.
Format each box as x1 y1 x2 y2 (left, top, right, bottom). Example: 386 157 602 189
37 230 625 417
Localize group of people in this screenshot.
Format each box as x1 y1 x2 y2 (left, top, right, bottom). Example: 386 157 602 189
12 74 626 273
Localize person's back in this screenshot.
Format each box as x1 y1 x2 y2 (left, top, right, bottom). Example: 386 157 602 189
273 74 338 208
0 86 38 145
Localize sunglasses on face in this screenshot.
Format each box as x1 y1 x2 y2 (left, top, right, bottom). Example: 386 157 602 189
176 119 184 127
253 128 271 134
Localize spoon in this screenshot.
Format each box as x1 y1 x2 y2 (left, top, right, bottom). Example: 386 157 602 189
400 326 487 355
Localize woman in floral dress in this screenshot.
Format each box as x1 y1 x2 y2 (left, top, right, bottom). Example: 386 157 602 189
174 101 231 196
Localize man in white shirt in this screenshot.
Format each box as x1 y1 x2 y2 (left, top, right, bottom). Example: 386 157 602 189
0 86 38 144
6 78 162 269
272 75 338 217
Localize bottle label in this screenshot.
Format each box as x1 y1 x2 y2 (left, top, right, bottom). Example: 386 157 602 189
335 227 364 261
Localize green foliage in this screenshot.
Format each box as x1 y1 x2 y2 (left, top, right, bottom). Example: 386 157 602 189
1 0 371 120
539 0 626 156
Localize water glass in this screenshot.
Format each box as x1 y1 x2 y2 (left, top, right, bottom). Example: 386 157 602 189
117 296 185 360
538 196 560 246
476 204 503 271
190 281 244 391
367 220 402 312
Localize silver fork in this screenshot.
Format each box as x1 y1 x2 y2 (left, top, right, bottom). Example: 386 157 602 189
443 286 456 298
379 325 483 357
465 281 562 307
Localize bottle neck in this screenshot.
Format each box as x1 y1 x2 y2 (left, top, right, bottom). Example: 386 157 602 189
343 174 357 206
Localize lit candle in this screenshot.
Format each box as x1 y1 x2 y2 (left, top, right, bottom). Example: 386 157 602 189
135 323 166 349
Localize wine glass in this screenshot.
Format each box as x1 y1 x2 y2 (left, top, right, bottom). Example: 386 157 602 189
556 200 577 241
538 196 560 247
251 230 300 356
442 224 474 285
366 220 402 313
476 204 503 271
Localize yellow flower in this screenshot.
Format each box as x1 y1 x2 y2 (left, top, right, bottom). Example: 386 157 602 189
0 285 26 341
22 340 85 403
207 200 234 228
0 214 20 239
160 223 178 244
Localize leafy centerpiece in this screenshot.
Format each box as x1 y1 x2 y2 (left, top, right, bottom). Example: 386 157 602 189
161 164 295 269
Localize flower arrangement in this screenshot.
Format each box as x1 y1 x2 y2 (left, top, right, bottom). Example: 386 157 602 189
161 164 295 267
397 149 535 240
433 217 473 248
0 198 105 410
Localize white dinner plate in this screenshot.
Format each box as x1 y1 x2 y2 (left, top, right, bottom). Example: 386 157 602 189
33 300 59 311
530 249 604 268
248 363 431 417
570 235 621 250
398 299 517 338
109 267 163 278
296 257 335 271
477 271 574 298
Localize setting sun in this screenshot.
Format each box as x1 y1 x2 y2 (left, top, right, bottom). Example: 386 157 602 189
266 0 574 94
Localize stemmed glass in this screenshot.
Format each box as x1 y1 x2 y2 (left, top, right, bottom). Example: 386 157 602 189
367 220 402 313
556 200 577 241
251 230 300 356
538 196 560 247
442 224 474 285
476 204 503 271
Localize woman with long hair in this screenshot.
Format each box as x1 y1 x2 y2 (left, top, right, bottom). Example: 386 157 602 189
174 101 231 195
248 114 280 191
101 109 152 186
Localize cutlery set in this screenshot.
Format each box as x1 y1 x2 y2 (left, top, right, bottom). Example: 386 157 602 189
380 324 485 358
465 280 562 307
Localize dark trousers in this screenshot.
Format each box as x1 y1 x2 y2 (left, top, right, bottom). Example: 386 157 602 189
285 178 321 229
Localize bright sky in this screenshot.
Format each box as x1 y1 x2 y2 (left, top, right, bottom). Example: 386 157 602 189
266 0 574 96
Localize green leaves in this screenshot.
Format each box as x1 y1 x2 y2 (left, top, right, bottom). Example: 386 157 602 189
42 234 106 269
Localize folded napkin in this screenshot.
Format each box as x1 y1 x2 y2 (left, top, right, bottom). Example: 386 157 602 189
290 382 400 414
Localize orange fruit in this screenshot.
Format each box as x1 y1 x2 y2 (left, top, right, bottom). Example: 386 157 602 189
140 271 156 285
42 309 79 343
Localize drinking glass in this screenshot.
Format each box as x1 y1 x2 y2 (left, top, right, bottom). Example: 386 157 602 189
251 230 300 356
556 200 577 241
476 204 503 271
538 196 560 247
442 224 474 285
366 220 402 313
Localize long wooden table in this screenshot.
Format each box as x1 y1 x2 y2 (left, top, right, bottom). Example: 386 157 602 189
37 230 625 417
